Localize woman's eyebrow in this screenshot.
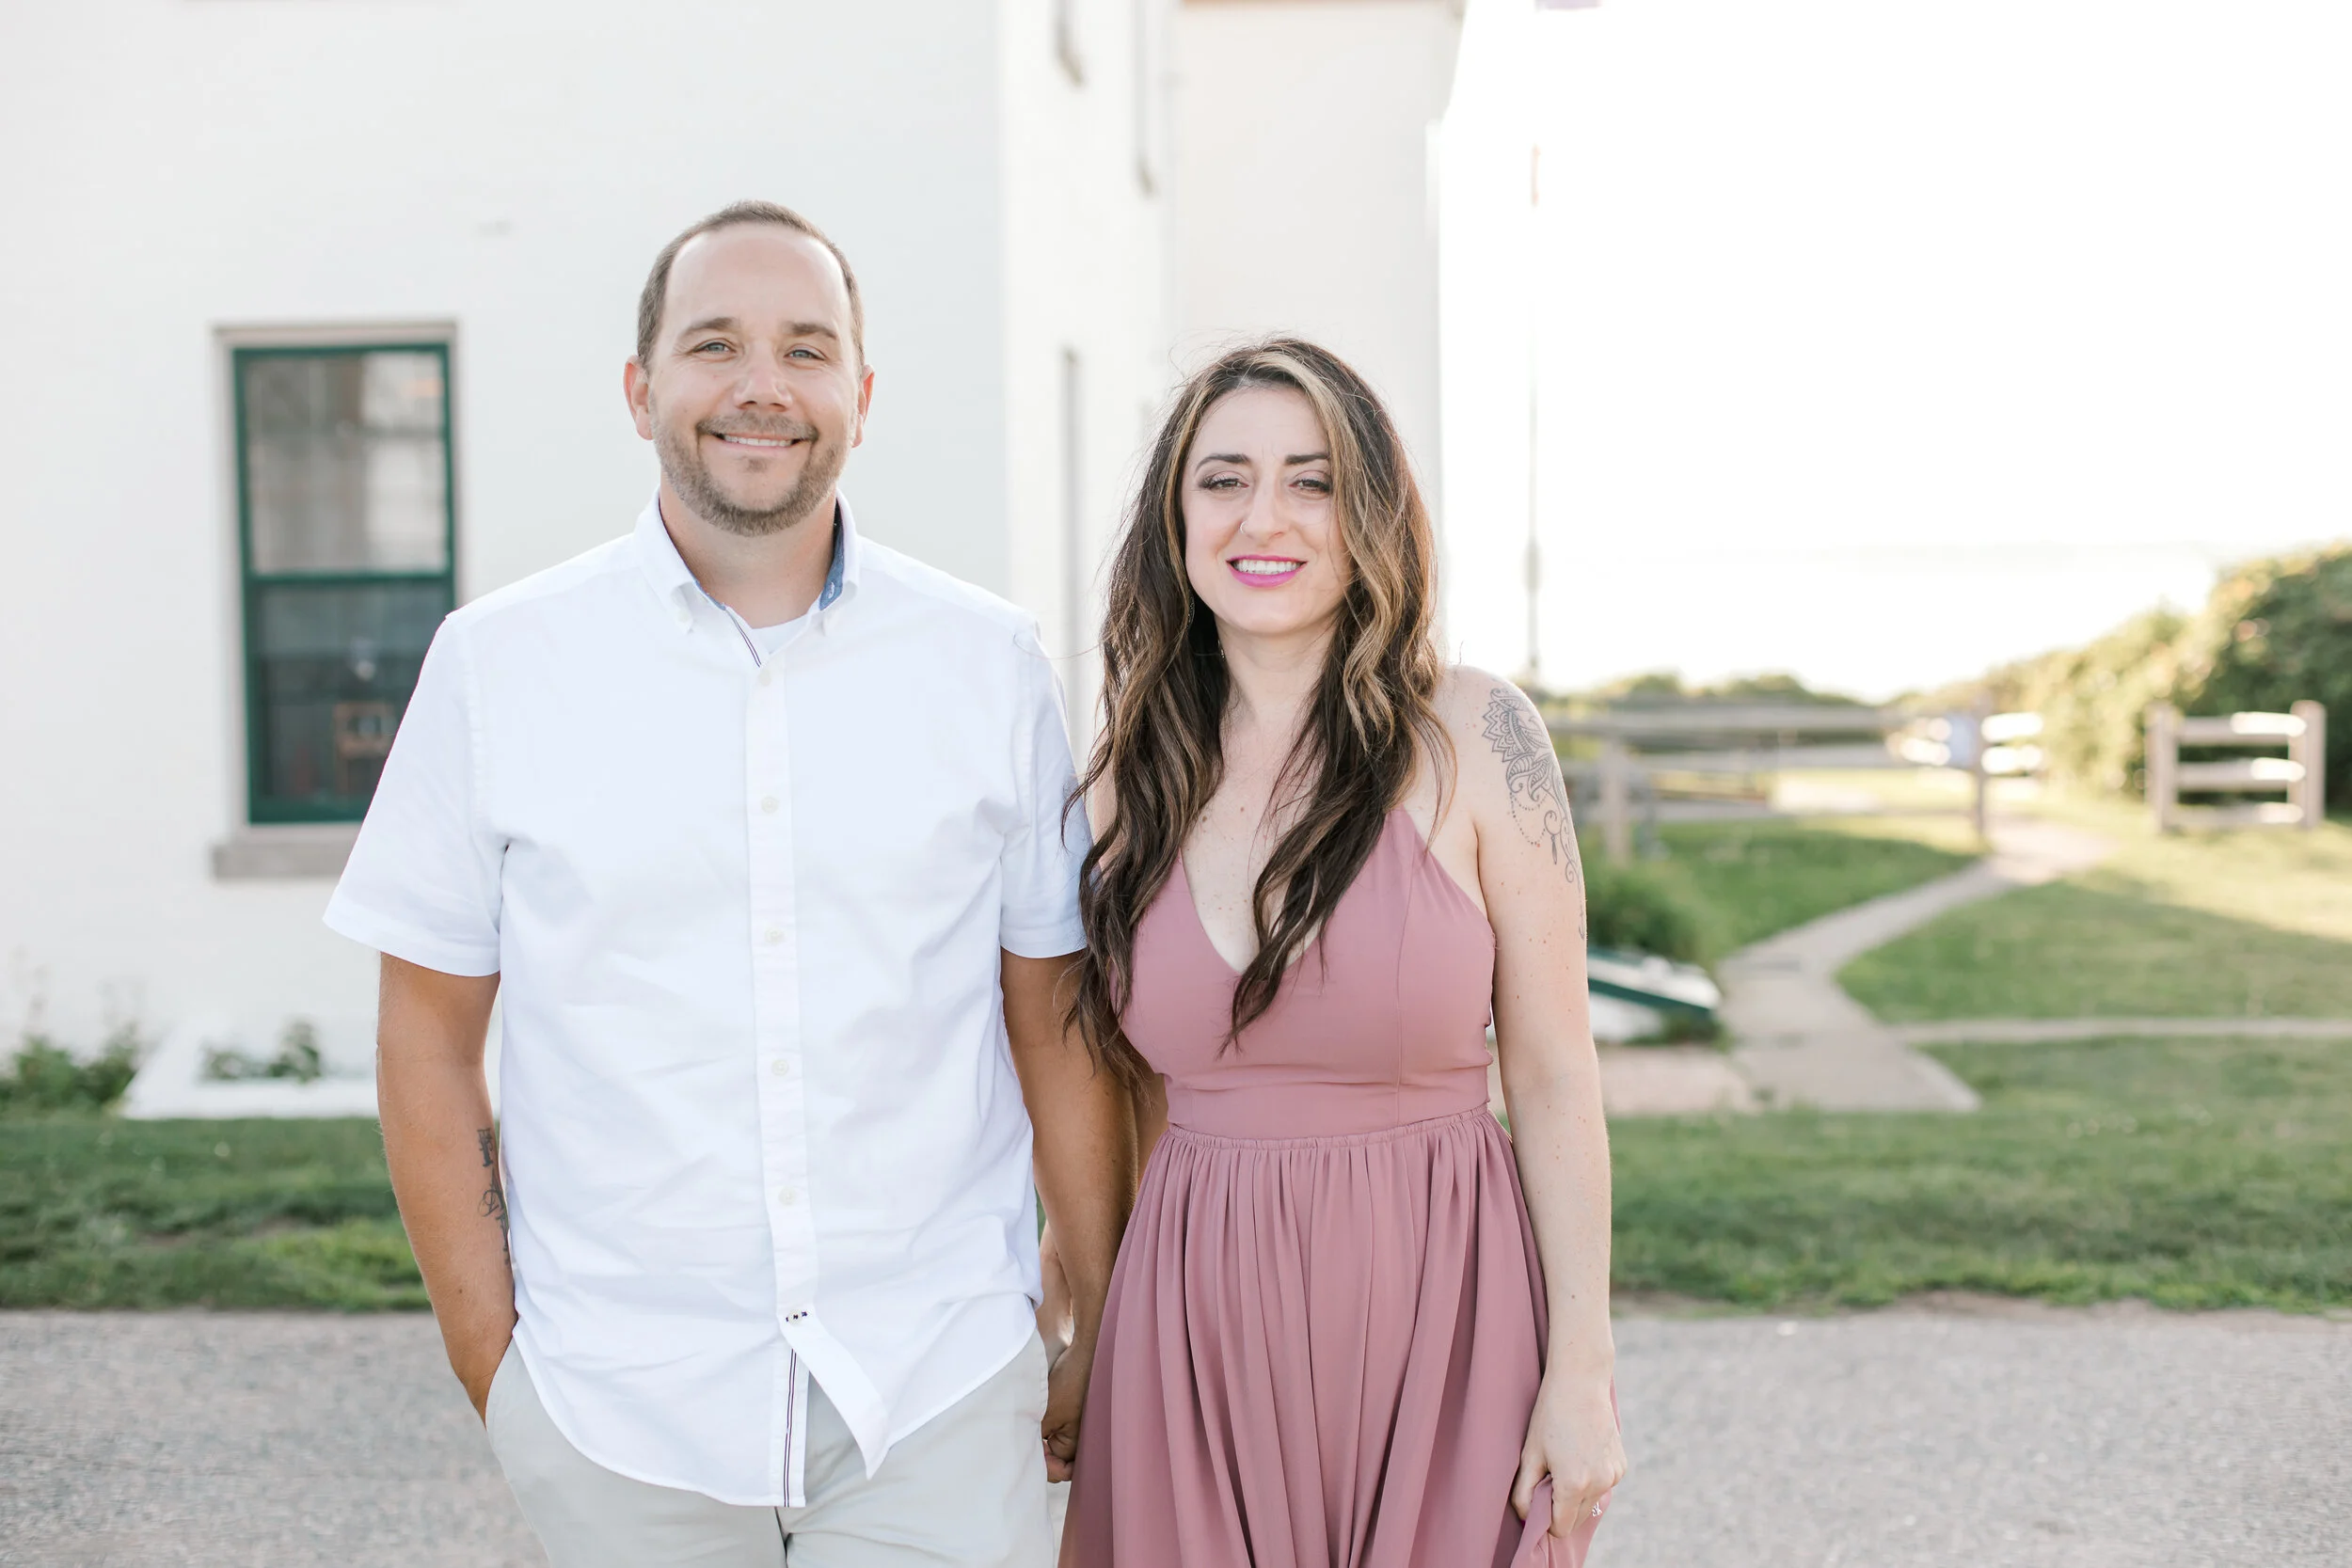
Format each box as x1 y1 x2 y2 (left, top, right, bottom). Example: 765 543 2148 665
1194 451 1250 466
1285 451 1331 465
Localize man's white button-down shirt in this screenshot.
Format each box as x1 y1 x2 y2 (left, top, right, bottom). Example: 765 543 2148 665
326 497 1089 1506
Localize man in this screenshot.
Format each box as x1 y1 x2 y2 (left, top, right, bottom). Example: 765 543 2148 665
326 201 1131 1566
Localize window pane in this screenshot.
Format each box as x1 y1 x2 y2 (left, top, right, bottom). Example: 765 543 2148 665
248 580 450 816
243 349 449 574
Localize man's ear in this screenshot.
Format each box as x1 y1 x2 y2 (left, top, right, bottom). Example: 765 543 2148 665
623 358 656 440
851 364 876 450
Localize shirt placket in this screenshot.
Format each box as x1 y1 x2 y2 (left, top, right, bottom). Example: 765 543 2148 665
745 647 818 1505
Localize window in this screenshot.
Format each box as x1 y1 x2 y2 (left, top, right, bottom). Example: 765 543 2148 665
231 342 455 824
1056 0 1085 84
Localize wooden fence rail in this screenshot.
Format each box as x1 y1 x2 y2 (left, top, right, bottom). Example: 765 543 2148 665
2144 701 2327 832
1548 705 2040 862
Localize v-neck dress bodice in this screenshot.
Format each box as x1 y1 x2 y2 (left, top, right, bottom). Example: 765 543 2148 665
1135 811 1498 1140
1061 810 1605 1568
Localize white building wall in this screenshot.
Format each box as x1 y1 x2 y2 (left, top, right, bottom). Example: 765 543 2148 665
1169 1 1462 523
997 0 1177 741
0 1 1107 1057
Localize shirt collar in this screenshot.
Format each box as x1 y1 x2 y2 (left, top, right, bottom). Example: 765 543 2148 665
633 492 861 634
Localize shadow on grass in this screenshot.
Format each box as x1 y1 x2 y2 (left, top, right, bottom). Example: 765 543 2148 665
1839 876 2352 1022
1610 1034 2352 1312
1637 819 1979 962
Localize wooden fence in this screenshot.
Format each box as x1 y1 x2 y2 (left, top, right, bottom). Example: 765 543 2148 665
2144 702 2327 832
1547 705 2038 862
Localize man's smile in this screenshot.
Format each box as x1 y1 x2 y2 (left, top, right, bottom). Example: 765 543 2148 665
709 432 806 450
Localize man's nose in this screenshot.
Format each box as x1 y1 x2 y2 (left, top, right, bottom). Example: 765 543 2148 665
734 347 797 406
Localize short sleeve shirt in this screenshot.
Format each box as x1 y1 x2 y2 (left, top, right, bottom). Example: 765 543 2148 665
326 496 1089 1505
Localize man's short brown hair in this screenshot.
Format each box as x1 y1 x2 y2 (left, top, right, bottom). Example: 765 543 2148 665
635 200 866 368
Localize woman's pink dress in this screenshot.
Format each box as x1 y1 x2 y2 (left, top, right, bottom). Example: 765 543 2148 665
1061 810 1605 1567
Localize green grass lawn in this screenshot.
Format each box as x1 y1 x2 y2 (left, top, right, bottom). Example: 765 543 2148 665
1619 816 1980 961
0 1116 423 1309
15 1031 2344 1314
1611 1032 2351 1311
1842 810 2352 1021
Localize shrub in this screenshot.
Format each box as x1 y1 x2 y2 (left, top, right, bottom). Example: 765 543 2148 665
2177 546 2352 809
1925 542 2352 805
0 1029 142 1115
1583 858 1711 963
203 1019 325 1084
2000 607 2191 799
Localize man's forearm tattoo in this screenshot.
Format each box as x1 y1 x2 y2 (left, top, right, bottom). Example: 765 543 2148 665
1482 685 1586 914
476 1127 510 1250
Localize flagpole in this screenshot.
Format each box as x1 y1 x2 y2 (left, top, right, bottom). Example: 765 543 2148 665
1525 139 1542 690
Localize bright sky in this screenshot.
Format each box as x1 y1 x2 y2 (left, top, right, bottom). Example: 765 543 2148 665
1524 0 2352 699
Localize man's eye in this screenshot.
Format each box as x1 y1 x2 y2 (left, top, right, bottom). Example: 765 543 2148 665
694 341 729 354
788 346 820 360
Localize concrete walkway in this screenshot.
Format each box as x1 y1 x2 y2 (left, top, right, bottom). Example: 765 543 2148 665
1488 1047 1756 1126
1892 1016 2352 1046
1719 817 2115 1113
8 1307 2346 1566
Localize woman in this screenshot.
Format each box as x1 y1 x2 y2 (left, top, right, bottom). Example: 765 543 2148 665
1056 340 1624 1567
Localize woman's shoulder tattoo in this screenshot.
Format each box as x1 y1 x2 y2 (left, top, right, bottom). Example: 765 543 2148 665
1480 683 1581 889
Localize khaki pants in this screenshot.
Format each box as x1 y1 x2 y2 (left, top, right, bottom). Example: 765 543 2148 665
485 1335 1055 1567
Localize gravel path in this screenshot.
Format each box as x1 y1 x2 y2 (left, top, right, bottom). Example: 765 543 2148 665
1601 1300 2351 1567
4 1305 2346 1566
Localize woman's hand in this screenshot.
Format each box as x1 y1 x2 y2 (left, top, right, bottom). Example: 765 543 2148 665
1041 1334 1094 1483
1512 1368 1625 1537
1036 1224 1087 1481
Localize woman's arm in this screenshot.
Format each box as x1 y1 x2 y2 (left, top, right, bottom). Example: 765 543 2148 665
1038 1071 1162 1363
1134 1072 1168 1172
1029 773 1161 1469
1089 764 1170 1182
1451 671 1627 1538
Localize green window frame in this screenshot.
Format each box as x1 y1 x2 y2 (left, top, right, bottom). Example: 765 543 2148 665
232 341 457 825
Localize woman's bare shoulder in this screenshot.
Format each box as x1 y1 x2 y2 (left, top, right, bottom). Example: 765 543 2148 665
1435 664 1547 774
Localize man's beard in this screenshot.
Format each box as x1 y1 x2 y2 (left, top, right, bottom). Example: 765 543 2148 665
655 413 849 537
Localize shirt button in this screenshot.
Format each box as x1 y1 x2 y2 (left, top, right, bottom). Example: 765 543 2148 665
775 1186 797 1207
757 668 774 688
771 1059 791 1078
763 927 784 945
760 795 779 815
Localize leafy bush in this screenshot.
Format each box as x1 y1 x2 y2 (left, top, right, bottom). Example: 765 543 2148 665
1583 858 1711 963
1986 607 2190 798
1576 669 1869 708
2177 546 2352 809
203 1019 325 1083
1929 542 2351 805
0 1030 142 1115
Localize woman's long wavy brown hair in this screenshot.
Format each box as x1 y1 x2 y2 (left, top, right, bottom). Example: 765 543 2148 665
1068 339 1450 1086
